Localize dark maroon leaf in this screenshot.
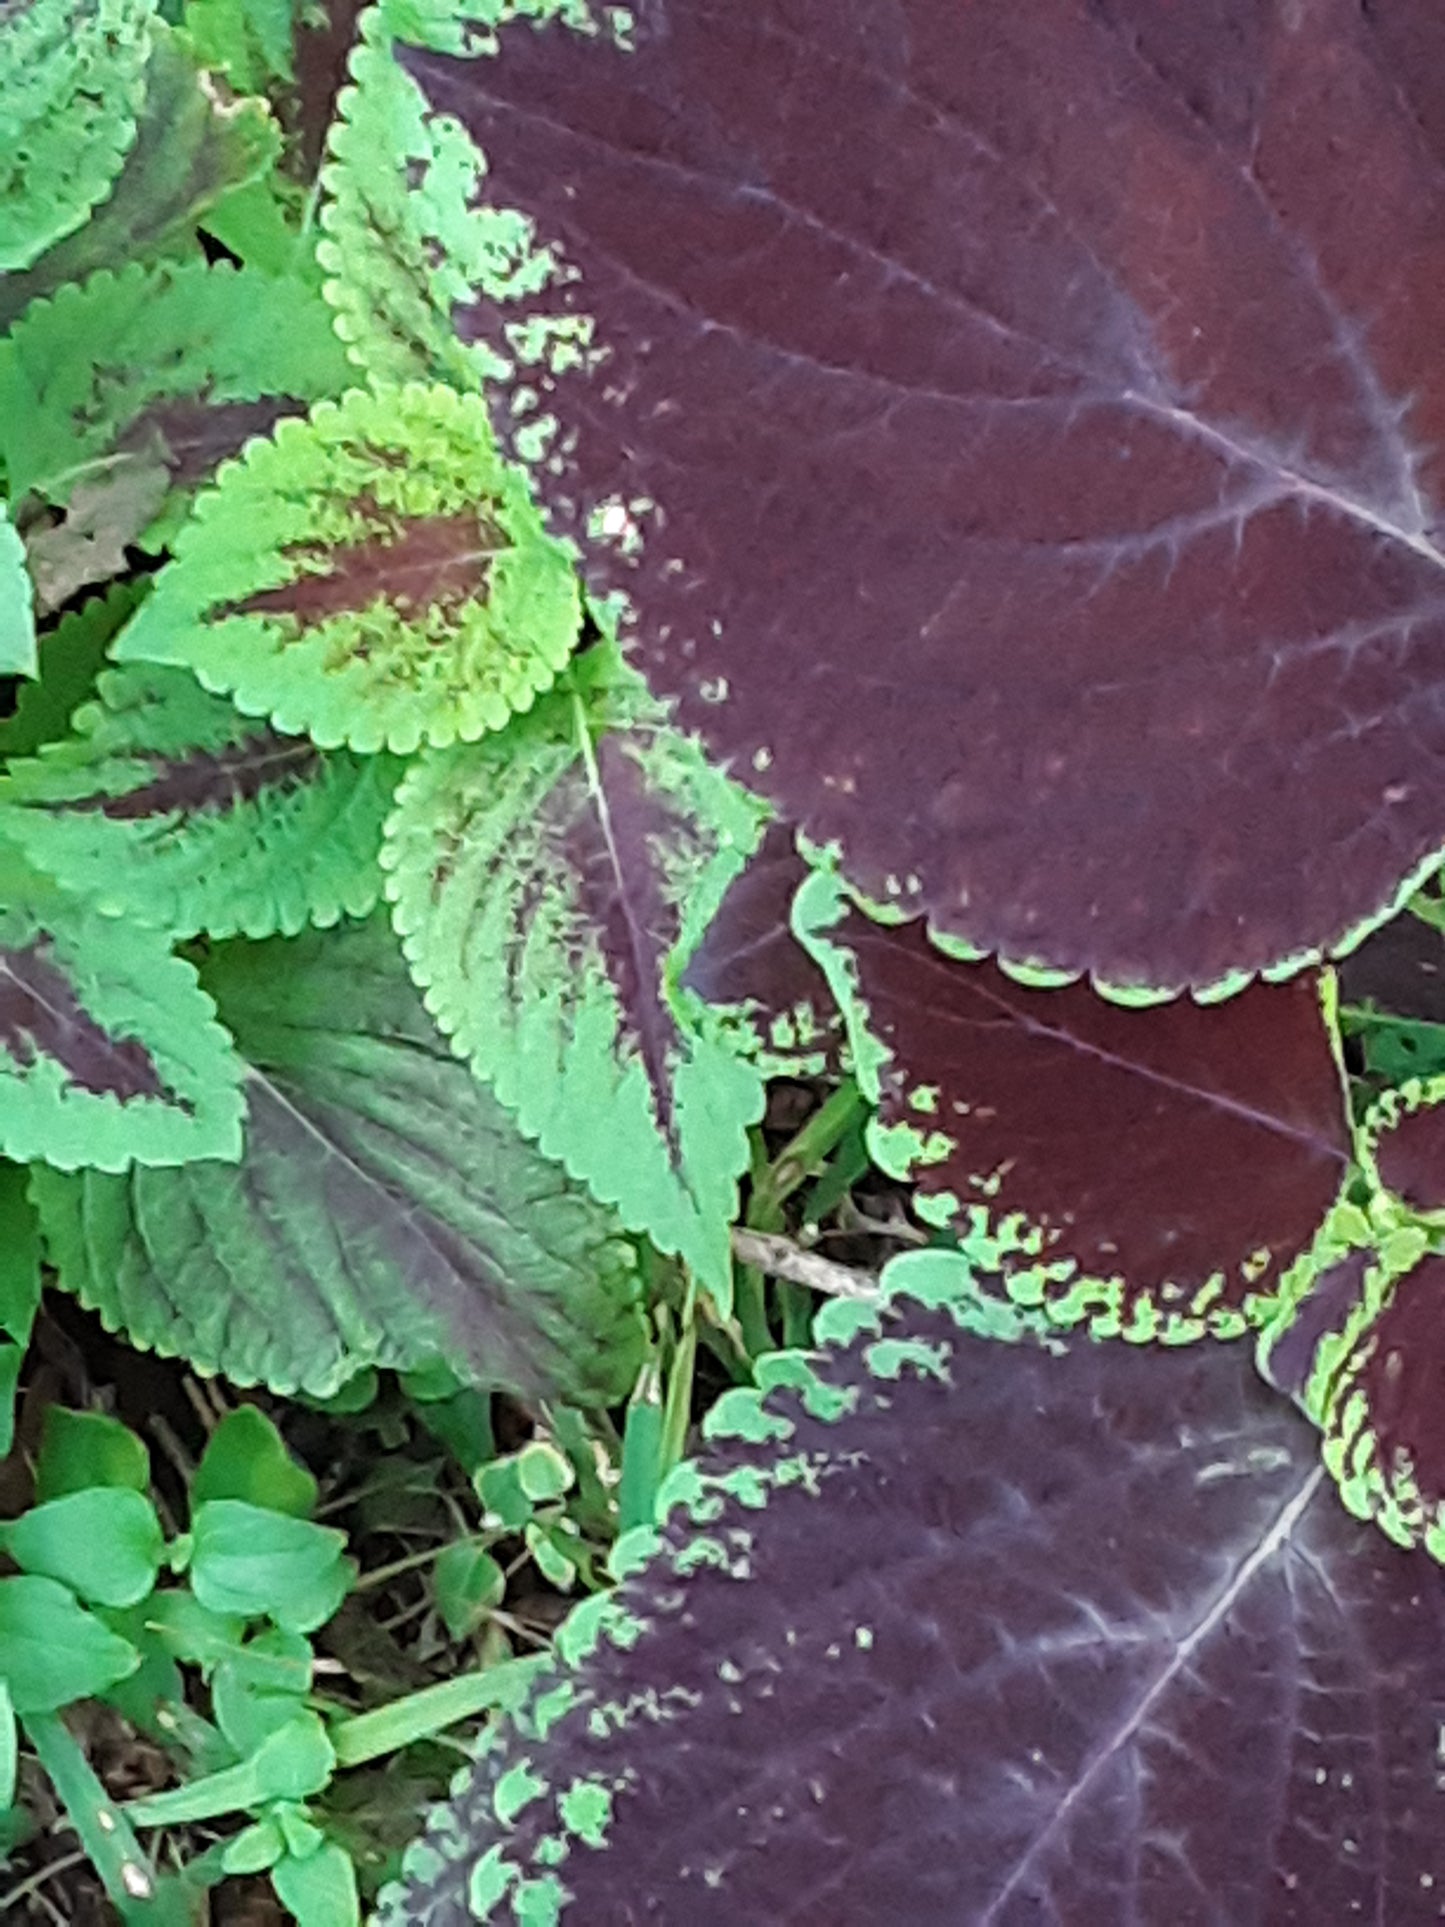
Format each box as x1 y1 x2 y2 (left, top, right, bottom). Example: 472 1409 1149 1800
1367 1088 1445 1215
119 396 306 495
0 940 171 1104
808 891 1349 1337
290 0 368 177
388 1302 1445 1923
1339 909 1445 1087
682 821 841 1071
1258 1247 1371 1412
407 0 1445 992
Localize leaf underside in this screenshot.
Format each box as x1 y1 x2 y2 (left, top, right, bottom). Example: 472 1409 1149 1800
386 1276 1445 1923
384 652 766 1295
405 0 1445 994
32 913 644 1404
797 867 1351 1341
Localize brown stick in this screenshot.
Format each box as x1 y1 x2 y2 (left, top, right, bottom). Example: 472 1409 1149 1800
729 1227 881 1305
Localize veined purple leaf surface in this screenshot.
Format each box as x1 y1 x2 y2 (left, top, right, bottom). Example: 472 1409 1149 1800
796 869 1349 1339
407 0 1445 993
387 1281 1445 1924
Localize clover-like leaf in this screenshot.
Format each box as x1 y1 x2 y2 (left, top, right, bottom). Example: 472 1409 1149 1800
0 259 350 533
384 647 767 1298
32 912 644 1403
0 868 244 1170
113 382 580 754
0 664 402 940
385 1255 1445 1923
795 865 1350 1340
0 0 155 273
404 1 1445 996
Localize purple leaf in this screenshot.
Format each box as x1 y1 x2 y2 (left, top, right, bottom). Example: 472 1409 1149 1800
388 1295 1445 1923
800 876 1350 1337
407 0 1445 992
682 821 842 1072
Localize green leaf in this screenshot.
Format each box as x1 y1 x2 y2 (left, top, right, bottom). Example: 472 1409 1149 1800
32 913 644 1403
434 1542 506 1642
193 1407 318 1518
113 381 581 753
211 1628 313 1755
0 1166 41 1446
105 1586 245 1672
0 0 156 273
272 1839 361 1927
188 1500 351 1633
2 1488 164 1608
516 1441 572 1505
20 1709 176 1922
318 13 511 390
0 1574 140 1711
0 664 401 940
384 650 767 1298
0 874 245 1170
0 258 350 524
36 1407 149 1500
221 1815 285 1875
0 581 144 760
0 23 279 331
0 1681 15 1812
0 504 37 678
184 0 299 91
125 1710 335 1824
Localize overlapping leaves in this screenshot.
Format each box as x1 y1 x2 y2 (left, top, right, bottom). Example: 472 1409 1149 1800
404 0 1445 995
384 646 767 1298
388 1259 1445 1923
0 664 400 939
114 381 581 753
32 912 644 1402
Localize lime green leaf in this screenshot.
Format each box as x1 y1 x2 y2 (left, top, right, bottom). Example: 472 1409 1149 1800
0 505 36 678
0 258 350 524
211 1629 313 1755
0 0 156 273
188 1500 351 1633
184 0 299 91
0 1681 15 1812
0 877 245 1170
434 1542 506 1642
1 1488 164 1608
0 1170 41 1430
0 23 279 330
384 651 767 1297
32 914 643 1403
113 381 581 753
0 1574 140 1712
194 1408 318 1518
0 582 144 760
318 13 509 390
272 1839 360 1927
36 1407 149 1500
221 1816 284 1876
517 1442 572 1505
0 664 401 939
106 1587 244 1672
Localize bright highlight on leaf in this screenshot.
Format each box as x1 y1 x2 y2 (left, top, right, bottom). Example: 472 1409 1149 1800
384 647 768 1298
0 663 402 939
0 504 37 680
0 0 156 273
32 913 644 1402
114 381 581 753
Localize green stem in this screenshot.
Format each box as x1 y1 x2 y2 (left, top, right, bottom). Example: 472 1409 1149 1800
329 1658 546 1769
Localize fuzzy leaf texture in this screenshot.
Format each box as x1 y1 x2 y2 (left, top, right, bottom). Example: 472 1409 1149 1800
0 23 279 331
0 664 400 940
0 259 351 541
113 381 581 753
0 868 243 1170
402 0 1445 996
384 649 767 1298
385 1255 1445 1923
31 912 644 1403
794 864 1352 1341
0 0 155 272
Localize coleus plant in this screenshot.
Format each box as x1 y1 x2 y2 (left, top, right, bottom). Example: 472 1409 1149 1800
5 0 1445 1918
